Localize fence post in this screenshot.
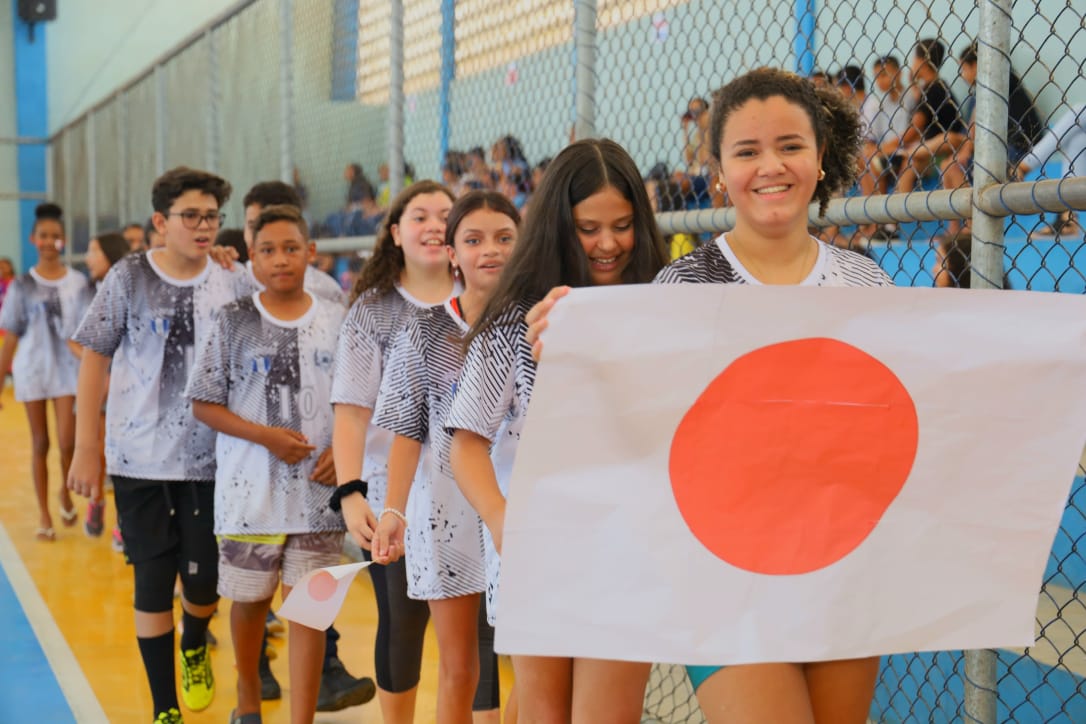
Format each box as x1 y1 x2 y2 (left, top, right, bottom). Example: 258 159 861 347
388 0 405 196
279 0 294 184
963 1 1010 716
573 0 597 140
62 132 73 264
968 0 1011 293
438 0 455 170
793 0 816 76
206 29 221 175
118 93 129 224
87 113 98 241
154 65 166 176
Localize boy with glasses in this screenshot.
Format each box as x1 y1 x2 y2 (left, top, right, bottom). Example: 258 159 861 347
69 166 253 724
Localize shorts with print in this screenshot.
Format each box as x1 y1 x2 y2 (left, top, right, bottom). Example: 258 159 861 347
217 531 344 603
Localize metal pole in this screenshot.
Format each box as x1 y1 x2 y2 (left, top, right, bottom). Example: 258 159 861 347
969 0 1011 294
961 2 1011 721
438 0 456 168
154 65 166 176
279 0 294 184
388 0 405 196
573 0 597 140
118 93 129 224
62 133 73 264
87 113 98 240
794 0 817 76
206 29 221 174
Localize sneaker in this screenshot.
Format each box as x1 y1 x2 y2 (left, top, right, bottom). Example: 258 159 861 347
265 610 284 637
316 657 376 712
179 644 214 711
153 708 182 724
259 646 281 701
229 709 263 724
84 499 104 537
111 527 125 553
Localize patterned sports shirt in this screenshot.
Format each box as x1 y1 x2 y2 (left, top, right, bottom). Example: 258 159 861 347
187 292 346 535
72 251 253 481
0 267 90 402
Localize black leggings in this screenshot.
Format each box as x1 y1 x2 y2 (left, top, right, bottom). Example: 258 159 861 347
367 553 501 709
368 554 430 692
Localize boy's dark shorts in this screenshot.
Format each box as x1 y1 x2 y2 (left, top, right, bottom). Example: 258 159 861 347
113 476 217 566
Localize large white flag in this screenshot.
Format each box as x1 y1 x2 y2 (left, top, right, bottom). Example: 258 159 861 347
496 284 1086 666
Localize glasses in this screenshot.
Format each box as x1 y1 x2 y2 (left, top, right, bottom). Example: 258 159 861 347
166 211 225 230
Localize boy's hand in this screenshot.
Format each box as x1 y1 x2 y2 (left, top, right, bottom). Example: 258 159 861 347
208 244 238 269
263 428 316 464
372 514 405 564
310 447 336 486
342 494 378 550
67 446 103 500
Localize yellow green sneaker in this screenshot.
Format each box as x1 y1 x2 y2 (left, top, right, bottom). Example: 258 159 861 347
179 644 214 711
153 708 183 723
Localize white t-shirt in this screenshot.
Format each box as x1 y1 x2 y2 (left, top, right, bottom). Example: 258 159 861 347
186 292 346 535
246 261 347 307
72 250 254 481
330 283 460 511
0 267 90 402
443 301 537 624
654 234 893 287
372 301 486 600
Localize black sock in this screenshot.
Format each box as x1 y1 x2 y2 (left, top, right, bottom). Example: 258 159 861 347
180 610 211 652
137 630 178 715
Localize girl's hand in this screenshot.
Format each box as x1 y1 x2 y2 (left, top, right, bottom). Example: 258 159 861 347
341 493 378 550
524 286 570 363
208 244 238 269
373 513 406 564
484 503 507 556
67 446 102 500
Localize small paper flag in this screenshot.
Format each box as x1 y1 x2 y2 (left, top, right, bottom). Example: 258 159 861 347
277 561 370 630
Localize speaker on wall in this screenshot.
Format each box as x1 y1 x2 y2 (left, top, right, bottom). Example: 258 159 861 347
18 0 57 23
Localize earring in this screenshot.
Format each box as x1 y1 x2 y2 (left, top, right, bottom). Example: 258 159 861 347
452 265 461 279
715 182 724 193
818 168 826 181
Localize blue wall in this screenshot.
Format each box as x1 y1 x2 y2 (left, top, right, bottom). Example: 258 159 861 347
12 2 48 271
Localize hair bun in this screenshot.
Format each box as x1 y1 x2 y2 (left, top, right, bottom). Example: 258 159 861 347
35 202 63 221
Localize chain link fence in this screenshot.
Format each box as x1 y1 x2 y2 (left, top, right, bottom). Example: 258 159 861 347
46 0 1086 721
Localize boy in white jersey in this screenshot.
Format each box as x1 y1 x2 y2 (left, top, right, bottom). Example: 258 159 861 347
70 167 252 724
243 181 347 308
187 205 346 724
241 180 373 712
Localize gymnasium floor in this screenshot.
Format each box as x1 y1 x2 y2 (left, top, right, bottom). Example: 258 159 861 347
0 383 510 723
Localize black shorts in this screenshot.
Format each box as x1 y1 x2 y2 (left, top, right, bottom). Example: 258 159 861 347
113 476 216 567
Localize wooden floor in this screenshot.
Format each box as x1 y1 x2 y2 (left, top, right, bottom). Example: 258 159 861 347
0 384 512 723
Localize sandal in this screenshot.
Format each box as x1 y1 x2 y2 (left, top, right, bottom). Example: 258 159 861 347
59 504 78 527
36 527 56 541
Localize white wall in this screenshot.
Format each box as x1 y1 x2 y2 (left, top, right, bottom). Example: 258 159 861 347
47 0 240 134
0 6 20 266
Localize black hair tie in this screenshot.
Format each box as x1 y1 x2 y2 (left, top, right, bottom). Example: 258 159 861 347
329 480 369 512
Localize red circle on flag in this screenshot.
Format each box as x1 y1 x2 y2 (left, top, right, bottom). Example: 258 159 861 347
307 570 338 602
669 337 918 575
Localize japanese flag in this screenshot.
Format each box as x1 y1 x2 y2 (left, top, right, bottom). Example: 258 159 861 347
496 285 1086 666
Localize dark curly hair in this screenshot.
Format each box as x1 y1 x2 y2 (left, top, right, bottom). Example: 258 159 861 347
349 180 455 303
466 138 668 348
33 202 63 233
151 166 232 215
708 67 862 216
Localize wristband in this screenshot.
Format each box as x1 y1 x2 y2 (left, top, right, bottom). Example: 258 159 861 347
329 479 368 512
380 507 409 527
